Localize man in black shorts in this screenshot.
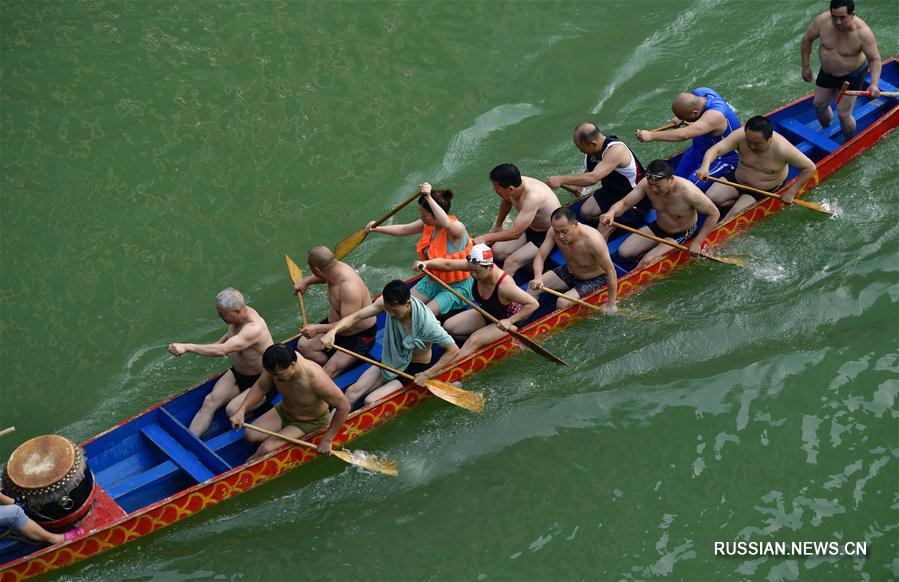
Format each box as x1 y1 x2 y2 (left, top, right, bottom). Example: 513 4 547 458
801 0 882 139
295 246 377 378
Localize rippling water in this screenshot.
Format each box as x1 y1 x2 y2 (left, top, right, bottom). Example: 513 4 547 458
1 1 897 580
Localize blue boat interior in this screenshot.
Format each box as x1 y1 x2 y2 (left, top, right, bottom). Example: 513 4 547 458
2 64 895 565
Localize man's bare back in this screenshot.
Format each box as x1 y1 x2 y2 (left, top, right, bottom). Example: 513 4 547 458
513 176 562 232
224 307 273 375
326 263 375 336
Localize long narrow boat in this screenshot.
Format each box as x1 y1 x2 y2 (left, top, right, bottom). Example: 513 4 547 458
2 61 897 581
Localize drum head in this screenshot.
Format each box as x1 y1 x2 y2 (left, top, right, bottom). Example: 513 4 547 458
5 435 76 490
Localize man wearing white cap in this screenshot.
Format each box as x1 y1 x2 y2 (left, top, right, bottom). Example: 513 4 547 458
415 244 539 360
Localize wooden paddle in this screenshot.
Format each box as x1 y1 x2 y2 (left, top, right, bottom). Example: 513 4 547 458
0 427 15 437
650 119 686 132
242 422 398 476
561 184 584 198
540 287 613 313
420 268 567 366
284 254 308 326
334 190 422 260
329 344 485 413
707 176 833 215
836 81 898 103
611 221 745 267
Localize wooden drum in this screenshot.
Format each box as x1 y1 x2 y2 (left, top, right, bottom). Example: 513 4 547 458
1 435 96 531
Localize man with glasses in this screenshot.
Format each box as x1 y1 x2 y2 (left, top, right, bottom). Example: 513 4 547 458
801 0 881 139
696 116 817 221
600 160 720 267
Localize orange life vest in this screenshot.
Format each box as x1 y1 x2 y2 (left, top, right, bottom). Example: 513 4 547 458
416 215 473 284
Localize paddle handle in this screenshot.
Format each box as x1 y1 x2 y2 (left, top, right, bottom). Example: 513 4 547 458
330 344 415 382
296 294 308 326
540 287 602 312
649 120 684 132
561 184 582 198
243 422 316 450
372 191 422 227
611 221 689 253
845 90 899 97
0 427 15 437
707 176 830 213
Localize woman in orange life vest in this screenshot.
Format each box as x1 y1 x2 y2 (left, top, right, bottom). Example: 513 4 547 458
414 243 539 360
365 182 474 316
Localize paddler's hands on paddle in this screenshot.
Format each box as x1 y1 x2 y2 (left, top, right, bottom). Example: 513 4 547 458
687 239 704 255
496 318 517 333
293 279 308 295
601 300 618 315
317 436 334 455
229 410 245 430
868 83 881 98
300 323 327 338
694 165 710 182
364 221 381 233
597 211 615 227
634 129 655 143
544 176 565 190
320 329 337 350
413 260 429 272
413 369 434 387
529 275 544 291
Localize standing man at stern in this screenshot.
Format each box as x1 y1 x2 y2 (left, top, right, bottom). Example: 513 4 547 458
801 0 881 139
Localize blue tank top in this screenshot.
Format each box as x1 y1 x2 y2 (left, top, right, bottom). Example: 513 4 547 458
691 87 740 166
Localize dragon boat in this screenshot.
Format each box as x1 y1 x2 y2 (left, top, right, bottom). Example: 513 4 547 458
1 60 897 580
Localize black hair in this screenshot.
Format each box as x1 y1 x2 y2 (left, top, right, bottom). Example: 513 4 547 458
745 115 773 140
489 164 522 188
574 123 601 145
830 0 854 14
382 279 411 306
262 343 297 372
551 207 577 224
418 189 454 215
645 159 674 179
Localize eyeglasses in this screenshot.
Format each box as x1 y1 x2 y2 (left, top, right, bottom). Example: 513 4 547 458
646 173 669 182
467 256 490 265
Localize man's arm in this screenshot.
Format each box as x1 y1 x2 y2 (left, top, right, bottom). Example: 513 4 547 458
598 183 647 226
499 282 540 326
529 228 557 289
545 145 630 189
800 16 821 82
168 324 260 358
684 186 721 254
294 274 324 295
695 129 742 180
310 372 351 454
636 111 725 143
779 142 817 204
592 239 619 312
229 372 274 428
321 300 383 347
860 26 881 95
302 282 368 337
477 198 538 245
414 341 460 386
414 258 469 272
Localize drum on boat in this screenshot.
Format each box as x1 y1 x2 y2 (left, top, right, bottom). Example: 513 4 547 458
1 435 96 531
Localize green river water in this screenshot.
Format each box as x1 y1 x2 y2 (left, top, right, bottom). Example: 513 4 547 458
1 1 897 580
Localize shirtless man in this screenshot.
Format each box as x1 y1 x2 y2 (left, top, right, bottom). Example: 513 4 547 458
801 0 881 139
474 163 561 277
229 343 349 461
415 244 539 360
168 288 274 437
635 89 741 191
294 245 376 378
322 280 460 408
530 207 618 312
601 159 721 266
698 116 817 221
545 122 647 238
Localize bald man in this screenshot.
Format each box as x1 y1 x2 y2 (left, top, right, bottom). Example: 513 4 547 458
168 288 274 437
635 88 742 191
294 245 377 378
544 122 648 239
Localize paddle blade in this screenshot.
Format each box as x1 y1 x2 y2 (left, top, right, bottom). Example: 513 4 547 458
796 200 834 215
332 449 399 476
334 228 368 261
426 380 486 413
511 331 567 366
285 254 303 284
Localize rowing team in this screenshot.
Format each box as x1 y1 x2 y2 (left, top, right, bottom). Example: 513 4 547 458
164 0 885 459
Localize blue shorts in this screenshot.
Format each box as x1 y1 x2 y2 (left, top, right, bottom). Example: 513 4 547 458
0 504 29 531
414 276 474 314
675 146 737 192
